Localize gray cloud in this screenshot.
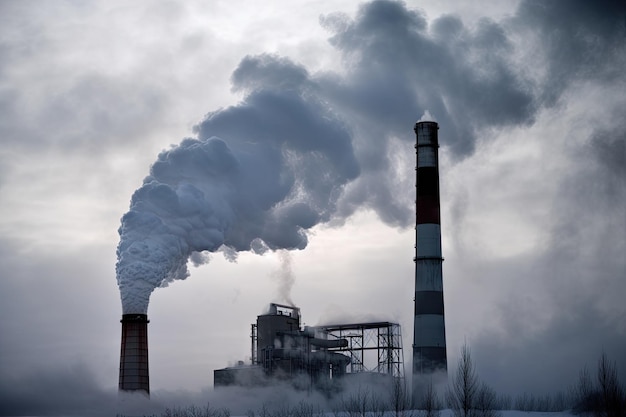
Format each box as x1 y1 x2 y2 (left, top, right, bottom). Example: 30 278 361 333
588 121 626 197
320 0 537 155
230 54 311 94
513 0 626 105
309 0 543 227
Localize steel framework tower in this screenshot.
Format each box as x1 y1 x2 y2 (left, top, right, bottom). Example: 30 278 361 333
319 321 404 380
412 121 447 380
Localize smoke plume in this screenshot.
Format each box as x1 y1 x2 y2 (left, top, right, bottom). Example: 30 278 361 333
271 250 296 307
116 0 625 318
116 59 359 313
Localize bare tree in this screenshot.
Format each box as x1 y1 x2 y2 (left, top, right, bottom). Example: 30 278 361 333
388 377 412 417
552 391 569 411
160 403 230 417
597 353 625 417
370 392 388 417
572 366 599 415
291 400 319 417
417 380 442 417
446 344 479 417
572 354 626 417
474 383 500 417
496 393 511 411
340 386 372 417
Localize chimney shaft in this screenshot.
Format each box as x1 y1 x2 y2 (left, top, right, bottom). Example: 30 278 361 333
119 314 150 395
412 122 447 379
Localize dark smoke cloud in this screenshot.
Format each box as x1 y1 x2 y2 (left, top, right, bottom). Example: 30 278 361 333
513 0 626 105
116 57 359 313
588 120 626 195
319 0 536 156
311 0 540 228
117 0 625 325
192 0 541 232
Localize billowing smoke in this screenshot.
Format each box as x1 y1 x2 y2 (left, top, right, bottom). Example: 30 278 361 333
116 59 359 314
117 0 625 318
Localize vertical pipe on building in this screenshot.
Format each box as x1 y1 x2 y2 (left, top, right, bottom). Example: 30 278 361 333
119 314 150 396
412 121 447 383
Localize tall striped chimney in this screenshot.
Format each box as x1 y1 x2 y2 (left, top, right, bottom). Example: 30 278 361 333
412 121 447 382
119 314 150 395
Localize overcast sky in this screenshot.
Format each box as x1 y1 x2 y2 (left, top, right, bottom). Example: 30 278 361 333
1 0 625 415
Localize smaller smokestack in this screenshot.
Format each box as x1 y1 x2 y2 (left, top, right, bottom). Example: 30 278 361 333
119 314 150 396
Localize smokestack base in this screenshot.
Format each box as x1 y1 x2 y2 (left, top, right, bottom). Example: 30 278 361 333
119 314 150 396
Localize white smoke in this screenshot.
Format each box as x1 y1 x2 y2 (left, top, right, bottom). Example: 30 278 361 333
271 250 296 306
116 74 360 313
418 109 436 122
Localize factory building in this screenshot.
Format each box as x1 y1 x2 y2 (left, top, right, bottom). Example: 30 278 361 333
214 303 404 391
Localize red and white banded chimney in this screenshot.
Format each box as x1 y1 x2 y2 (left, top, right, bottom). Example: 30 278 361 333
412 121 447 379
119 314 150 395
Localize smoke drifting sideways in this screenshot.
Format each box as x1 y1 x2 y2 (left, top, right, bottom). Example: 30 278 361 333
115 0 537 314
116 0 626 315
116 59 359 314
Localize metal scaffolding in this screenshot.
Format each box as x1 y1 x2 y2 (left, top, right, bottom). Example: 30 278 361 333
315 321 405 381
